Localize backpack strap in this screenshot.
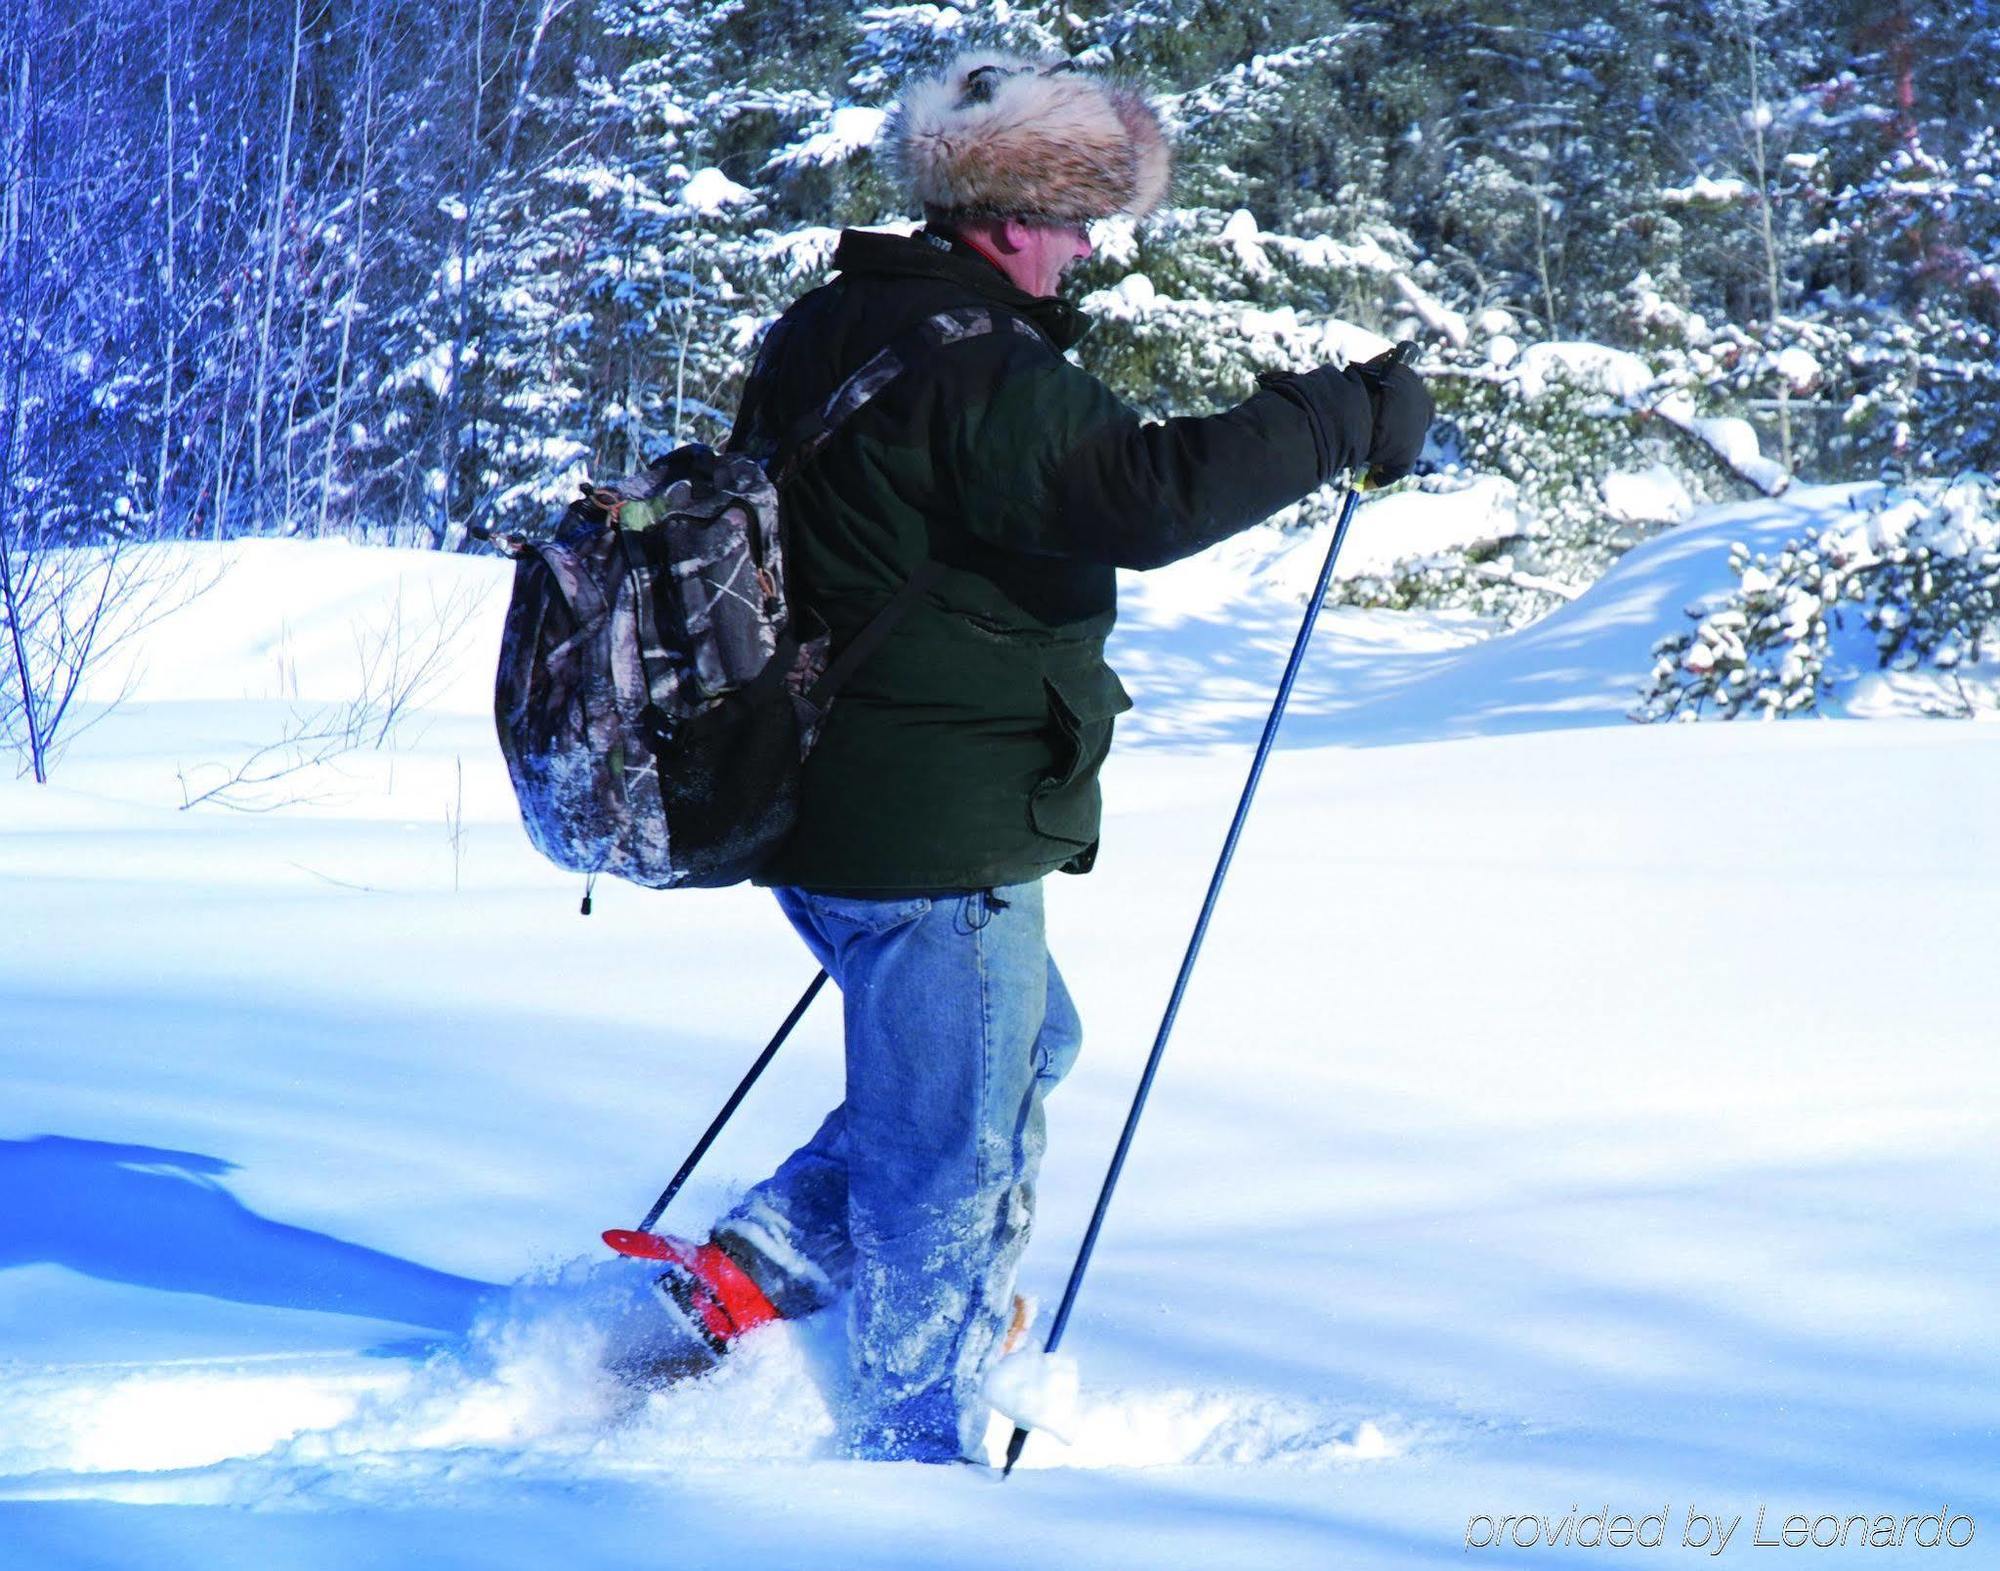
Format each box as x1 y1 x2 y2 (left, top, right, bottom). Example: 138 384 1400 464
765 304 1023 710
803 558 945 713
768 304 1022 486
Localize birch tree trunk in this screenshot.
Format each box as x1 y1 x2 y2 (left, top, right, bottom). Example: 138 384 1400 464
0 6 48 780
437 0 490 548
1743 24 1794 470
315 21 381 541
153 0 180 530
249 0 305 533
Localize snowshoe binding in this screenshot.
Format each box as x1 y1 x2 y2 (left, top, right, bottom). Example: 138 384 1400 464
603 1230 782 1386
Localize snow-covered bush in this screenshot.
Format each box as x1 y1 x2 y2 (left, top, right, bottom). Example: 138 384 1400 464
1071 205 1426 419
1340 329 1786 624
1334 548 1571 629
1636 475 2000 720
1435 364 1664 586
1633 538 1839 721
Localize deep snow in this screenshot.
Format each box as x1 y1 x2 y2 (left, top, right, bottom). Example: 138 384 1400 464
2 487 1995 1567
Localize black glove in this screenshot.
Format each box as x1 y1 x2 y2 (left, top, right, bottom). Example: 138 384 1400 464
1352 349 1433 484
1256 364 1372 483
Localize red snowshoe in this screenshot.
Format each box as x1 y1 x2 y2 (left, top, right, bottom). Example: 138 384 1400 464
604 1230 782 1377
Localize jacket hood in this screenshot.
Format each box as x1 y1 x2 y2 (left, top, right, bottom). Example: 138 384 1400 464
831 228 1091 352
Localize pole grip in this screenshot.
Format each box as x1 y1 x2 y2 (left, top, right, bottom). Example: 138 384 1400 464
1360 339 1421 490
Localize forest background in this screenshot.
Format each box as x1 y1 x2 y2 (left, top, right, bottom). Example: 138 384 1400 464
2 0 1996 688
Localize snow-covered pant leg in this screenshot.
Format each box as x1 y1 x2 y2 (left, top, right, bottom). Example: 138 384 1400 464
1017 953 1083 1245
712 903 852 1320
834 881 1076 1462
722 881 1079 1462
712 1108 850 1319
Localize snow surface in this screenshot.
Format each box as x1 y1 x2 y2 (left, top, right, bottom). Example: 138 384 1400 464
1510 340 1657 403
1601 464 1694 525
1774 346 1822 393
2 489 1995 1566
1660 175 1752 205
676 167 755 215
1139 477 1528 600
1078 271 1390 370
985 1349 1080 1444
768 106 888 171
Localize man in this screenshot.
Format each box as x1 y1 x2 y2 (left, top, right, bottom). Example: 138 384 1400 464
642 52 1432 1463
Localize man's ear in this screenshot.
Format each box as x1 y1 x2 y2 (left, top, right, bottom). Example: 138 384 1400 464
996 216 1036 255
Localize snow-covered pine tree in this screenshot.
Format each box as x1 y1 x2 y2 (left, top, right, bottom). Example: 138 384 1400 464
1044 6 1458 547
1795 0 2000 476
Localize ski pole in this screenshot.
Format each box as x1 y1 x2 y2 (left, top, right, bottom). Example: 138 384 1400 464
611 968 830 1243
1002 343 1416 1477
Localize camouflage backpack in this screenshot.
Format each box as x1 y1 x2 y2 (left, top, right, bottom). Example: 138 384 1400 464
489 306 1007 898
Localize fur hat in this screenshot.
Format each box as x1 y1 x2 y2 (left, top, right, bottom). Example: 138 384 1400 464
885 53 1170 225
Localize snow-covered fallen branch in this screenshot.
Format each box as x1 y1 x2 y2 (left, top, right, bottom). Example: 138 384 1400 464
1466 559 1588 600
1638 391 1792 498
1437 343 1793 497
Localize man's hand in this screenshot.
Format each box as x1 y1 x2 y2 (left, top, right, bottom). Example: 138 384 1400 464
1353 348 1433 485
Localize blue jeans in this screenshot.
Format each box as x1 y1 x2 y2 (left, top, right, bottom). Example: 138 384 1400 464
715 880 1083 1462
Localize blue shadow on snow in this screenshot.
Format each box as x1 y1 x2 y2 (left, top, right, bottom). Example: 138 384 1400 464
0 1134 496 1332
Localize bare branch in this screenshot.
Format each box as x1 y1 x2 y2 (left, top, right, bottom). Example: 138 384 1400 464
176 576 482 812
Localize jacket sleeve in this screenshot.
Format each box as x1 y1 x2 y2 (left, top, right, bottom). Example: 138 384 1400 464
946 338 1376 571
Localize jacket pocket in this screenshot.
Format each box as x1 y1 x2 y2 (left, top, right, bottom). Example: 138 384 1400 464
1028 663 1133 847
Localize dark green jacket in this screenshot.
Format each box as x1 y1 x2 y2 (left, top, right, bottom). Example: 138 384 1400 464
734 228 1375 892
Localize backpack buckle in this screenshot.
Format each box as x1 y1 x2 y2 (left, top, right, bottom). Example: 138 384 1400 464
639 702 677 752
